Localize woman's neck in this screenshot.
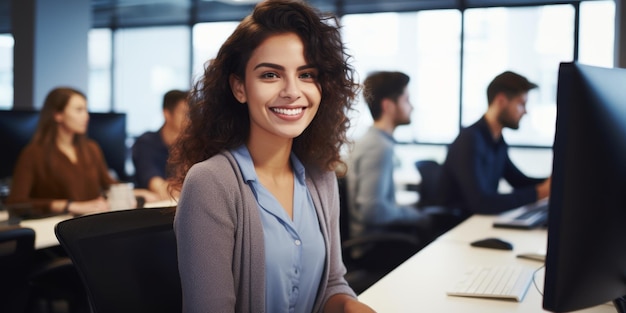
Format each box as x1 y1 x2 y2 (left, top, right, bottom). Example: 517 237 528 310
246 134 295 219
247 138 293 177
56 126 75 149
56 126 79 163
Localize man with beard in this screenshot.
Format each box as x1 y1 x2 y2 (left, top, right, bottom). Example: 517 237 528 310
437 71 551 217
346 71 432 258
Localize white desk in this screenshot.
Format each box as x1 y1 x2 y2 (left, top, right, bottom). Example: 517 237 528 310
143 198 178 208
20 214 72 250
15 198 178 250
358 215 616 313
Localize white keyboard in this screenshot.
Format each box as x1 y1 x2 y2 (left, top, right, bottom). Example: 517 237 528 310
447 265 535 301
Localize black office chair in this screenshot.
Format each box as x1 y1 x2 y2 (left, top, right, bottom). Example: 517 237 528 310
414 160 443 208
337 176 424 294
54 207 181 313
0 225 35 313
414 160 465 235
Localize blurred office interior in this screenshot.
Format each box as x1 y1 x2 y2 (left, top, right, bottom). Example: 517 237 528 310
0 0 624 182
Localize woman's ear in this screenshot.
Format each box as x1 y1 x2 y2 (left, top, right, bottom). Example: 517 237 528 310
229 74 247 104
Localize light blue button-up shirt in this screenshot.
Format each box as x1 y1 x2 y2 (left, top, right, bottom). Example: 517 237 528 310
231 145 325 313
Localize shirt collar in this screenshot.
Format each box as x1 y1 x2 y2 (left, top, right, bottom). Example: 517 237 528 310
230 145 306 185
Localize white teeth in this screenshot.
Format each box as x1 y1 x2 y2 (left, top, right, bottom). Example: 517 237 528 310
271 107 303 116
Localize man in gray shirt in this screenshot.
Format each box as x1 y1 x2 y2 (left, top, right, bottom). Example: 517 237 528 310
346 71 431 258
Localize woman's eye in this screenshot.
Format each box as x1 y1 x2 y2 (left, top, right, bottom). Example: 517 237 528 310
261 72 278 79
300 72 316 80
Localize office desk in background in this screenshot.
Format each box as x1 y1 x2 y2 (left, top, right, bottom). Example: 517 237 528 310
358 215 616 313
2 198 179 250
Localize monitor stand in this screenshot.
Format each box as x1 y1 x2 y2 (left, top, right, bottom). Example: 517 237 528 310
613 296 626 313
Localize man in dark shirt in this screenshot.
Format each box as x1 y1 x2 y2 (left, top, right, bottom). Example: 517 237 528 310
438 71 551 216
132 89 188 200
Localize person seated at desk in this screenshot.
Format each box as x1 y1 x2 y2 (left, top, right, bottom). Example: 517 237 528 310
5 87 157 218
437 71 551 217
346 71 432 258
132 89 188 201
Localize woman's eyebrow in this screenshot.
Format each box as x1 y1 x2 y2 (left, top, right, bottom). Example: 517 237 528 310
253 63 316 71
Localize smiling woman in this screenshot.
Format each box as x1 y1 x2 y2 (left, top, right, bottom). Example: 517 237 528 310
168 0 375 312
230 32 322 144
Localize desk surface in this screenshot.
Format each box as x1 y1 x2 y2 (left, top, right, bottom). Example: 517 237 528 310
20 214 72 250
16 198 178 250
358 215 616 313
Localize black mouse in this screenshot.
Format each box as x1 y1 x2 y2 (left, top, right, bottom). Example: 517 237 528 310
470 237 513 250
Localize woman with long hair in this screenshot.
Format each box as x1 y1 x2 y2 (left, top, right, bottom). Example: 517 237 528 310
7 87 156 217
169 0 375 312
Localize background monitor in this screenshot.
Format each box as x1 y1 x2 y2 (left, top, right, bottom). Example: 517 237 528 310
87 112 129 182
0 110 39 179
543 62 626 312
0 110 129 182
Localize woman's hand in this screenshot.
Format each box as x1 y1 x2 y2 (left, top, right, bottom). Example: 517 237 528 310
324 294 376 313
67 196 110 216
133 188 161 203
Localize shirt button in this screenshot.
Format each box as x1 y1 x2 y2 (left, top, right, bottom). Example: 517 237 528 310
295 239 301 246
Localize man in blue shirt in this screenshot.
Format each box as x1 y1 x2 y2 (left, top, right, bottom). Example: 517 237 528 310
132 89 188 200
346 71 432 258
438 71 551 217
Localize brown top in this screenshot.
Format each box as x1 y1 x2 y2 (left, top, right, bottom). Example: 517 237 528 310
6 139 116 216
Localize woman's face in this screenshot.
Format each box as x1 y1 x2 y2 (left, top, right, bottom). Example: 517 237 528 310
230 32 321 142
55 94 90 135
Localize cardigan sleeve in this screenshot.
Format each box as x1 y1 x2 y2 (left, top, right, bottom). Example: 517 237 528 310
317 171 357 309
174 158 239 313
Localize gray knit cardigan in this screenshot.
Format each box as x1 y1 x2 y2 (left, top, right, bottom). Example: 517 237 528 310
174 151 356 313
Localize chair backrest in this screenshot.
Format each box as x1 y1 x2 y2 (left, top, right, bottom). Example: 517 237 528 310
415 160 443 208
55 208 181 313
337 175 350 243
0 225 35 313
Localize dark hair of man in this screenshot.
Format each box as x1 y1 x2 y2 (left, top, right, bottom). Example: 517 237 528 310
486 71 538 105
162 89 189 111
168 0 359 190
362 71 410 120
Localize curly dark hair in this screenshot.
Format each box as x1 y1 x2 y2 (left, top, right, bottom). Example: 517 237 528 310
168 0 359 191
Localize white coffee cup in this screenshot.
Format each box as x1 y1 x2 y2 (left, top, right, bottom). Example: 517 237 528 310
106 183 137 211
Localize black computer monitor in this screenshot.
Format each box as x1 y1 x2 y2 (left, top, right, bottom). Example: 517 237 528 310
543 62 626 312
87 112 129 182
0 110 40 179
0 110 129 182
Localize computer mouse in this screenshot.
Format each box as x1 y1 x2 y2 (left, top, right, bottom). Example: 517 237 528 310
470 237 513 250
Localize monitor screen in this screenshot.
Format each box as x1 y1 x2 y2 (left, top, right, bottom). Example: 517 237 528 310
0 110 129 182
87 112 129 182
0 110 40 179
543 62 626 312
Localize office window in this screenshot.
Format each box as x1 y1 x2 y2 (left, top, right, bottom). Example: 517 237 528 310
0 34 13 110
88 28 112 112
341 10 461 143
192 22 239 84
113 26 191 137
411 10 461 143
462 5 575 147
578 0 615 68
